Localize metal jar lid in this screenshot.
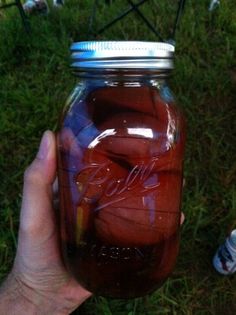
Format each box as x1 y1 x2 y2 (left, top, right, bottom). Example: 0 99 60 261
71 41 175 71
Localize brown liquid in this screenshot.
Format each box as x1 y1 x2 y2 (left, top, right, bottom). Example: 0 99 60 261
63 232 179 299
57 85 185 298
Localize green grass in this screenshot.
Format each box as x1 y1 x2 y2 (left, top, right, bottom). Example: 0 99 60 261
0 0 236 314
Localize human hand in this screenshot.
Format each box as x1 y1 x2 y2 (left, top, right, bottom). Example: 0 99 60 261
0 130 185 314
0 131 91 315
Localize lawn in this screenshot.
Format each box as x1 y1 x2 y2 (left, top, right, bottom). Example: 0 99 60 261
0 0 236 314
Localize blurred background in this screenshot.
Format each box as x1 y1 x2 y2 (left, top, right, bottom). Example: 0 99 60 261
0 1 235 314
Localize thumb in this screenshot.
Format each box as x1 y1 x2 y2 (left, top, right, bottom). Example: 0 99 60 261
19 130 57 239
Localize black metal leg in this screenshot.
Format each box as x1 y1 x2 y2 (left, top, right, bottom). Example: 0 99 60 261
0 0 31 33
126 0 164 41
88 0 187 42
171 0 186 41
93 0 149 36
15 0 31 33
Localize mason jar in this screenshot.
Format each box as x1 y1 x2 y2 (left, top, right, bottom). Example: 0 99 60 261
57 41 186 299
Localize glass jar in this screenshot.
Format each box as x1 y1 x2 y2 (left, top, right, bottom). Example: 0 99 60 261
57 41 186 299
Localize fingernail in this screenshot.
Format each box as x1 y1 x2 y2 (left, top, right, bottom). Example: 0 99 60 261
37 131 51 160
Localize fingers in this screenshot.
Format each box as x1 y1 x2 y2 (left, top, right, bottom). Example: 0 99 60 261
52 177 60 211
181 178 185 225
19 131 57 238
53 177 58 196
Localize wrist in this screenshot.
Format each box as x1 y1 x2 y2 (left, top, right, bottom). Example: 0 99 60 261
0 272 38 315
0 271 84 315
